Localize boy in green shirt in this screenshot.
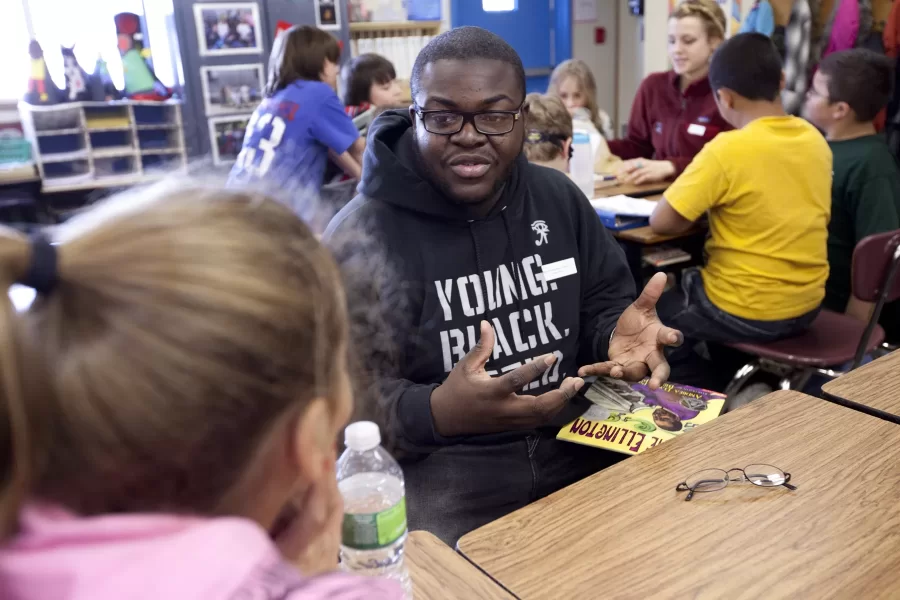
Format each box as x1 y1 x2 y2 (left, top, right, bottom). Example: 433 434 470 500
803 49 900 336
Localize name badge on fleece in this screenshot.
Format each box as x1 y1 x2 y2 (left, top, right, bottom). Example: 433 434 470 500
687 123 706 136
542 257 577 282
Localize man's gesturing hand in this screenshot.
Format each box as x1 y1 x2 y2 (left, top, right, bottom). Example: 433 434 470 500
430 320 584 437
578 272 683 389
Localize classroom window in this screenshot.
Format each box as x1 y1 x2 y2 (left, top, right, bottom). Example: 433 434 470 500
0 0 180 101
2 0 31 101
482 0 517 12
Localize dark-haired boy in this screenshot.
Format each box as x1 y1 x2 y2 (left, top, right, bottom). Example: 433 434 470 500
340 53 404 111
650 33 832 344
803 49 900 333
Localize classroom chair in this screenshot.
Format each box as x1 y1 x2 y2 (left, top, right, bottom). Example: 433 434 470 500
723 229 900 407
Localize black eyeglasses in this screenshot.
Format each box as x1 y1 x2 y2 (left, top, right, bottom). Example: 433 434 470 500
675 464 797 501
413 104 523 136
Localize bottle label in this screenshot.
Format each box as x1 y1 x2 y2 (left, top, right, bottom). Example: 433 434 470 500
342 496 407 550
572 132 590 144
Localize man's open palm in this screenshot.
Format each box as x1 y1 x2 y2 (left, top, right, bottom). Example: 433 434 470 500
579 273 683 389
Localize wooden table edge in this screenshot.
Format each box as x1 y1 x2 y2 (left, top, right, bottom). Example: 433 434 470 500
406 530 518 600
821 390 900 424
593 182 671 198
613 222 704 245
454 542 521 600
453 540 522 600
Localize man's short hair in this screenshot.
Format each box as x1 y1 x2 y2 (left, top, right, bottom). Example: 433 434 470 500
341 53 397 107
818 49 895 122
523 94 573 162
709 33 782 102
410 26 526 102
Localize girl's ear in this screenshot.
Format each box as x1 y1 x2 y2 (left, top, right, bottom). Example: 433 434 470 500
290 398 335 483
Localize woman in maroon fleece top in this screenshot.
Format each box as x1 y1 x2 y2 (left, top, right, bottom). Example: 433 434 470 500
611 0 732 185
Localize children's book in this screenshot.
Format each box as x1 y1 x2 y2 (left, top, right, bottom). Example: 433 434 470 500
557 377 726 455
596 213 648 231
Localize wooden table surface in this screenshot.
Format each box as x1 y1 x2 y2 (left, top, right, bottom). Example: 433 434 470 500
458 391 900 600
594 180 670 198
822 350 900 423
406 530 514 600
614 223 705 245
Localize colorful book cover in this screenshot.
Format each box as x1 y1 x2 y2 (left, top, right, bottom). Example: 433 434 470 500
557 377 726 455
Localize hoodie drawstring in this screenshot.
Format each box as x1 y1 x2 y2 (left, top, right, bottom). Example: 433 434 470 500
469 221 490 319
501 208 526 316
468 222 494 369
468 208 527 372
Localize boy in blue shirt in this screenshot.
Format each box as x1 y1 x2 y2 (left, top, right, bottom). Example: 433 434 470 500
230 26 362 191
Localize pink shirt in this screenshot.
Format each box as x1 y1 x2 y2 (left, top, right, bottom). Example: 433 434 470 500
0 504 404 600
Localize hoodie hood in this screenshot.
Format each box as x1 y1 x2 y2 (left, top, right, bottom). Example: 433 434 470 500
359 109 529 223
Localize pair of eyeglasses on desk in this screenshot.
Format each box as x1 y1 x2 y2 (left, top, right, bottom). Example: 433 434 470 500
676 464 797 501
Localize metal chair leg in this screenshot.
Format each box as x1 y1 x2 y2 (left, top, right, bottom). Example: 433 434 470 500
724 361 761 397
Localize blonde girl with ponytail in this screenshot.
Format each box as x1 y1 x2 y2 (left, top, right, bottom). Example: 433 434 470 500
0 181 402 600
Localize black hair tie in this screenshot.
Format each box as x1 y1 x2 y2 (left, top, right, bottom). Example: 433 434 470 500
526 129 573 159
18 235 58 295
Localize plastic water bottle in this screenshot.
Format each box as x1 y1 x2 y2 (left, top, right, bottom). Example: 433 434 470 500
337 421 411 597
570 128 595 200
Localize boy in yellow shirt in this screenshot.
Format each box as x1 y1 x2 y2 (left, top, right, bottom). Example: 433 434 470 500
650 33 831 345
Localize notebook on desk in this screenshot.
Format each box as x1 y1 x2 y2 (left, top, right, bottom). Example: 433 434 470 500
591 195 657 231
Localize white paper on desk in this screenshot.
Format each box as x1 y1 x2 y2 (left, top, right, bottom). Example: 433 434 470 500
589 195 657 217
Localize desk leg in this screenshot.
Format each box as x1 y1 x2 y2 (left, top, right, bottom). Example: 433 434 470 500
619 240 643 288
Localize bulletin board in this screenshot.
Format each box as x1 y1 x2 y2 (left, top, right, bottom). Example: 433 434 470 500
171 0 351 160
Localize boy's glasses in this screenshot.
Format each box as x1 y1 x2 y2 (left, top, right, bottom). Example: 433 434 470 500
675 464 797 501
414 105 523 136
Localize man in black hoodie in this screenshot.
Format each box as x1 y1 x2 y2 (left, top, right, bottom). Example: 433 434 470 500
325 27 683 545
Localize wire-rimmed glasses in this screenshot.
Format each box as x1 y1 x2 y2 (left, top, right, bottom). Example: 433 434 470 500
413 105 523 136
675 464 797 501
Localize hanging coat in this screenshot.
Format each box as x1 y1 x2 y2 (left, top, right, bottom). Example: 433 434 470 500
783 0 812 115
741 0 777 35
822 0 861 58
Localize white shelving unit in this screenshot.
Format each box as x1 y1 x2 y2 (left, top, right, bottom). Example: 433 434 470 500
18 100 187 193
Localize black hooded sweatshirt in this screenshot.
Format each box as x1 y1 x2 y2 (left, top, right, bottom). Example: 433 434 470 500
324 110 635 455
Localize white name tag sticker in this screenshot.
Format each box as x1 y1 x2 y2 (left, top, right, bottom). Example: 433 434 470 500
687 123 706 136
542 257 578 282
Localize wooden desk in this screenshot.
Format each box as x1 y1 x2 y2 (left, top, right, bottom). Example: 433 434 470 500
458 391 900 600
602 194 701 246
822 350 900 424
599 194 705 246
406 530 514 600
601 193 705 285
614 224 705 245
594 180 670 198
